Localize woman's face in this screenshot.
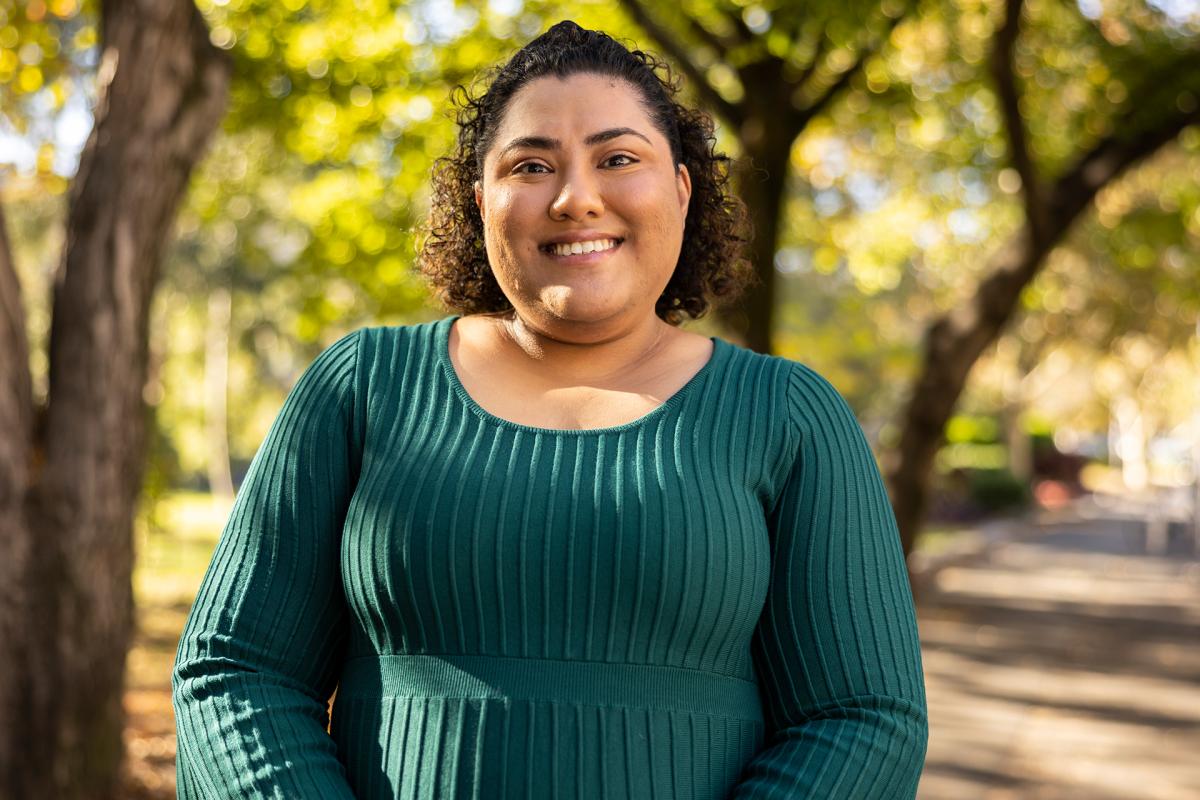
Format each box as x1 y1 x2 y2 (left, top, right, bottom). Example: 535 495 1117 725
474 72 691 336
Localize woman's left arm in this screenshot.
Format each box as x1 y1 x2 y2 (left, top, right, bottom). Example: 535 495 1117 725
729 363 929 799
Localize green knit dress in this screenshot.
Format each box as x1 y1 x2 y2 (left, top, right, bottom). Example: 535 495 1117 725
172 315 928 799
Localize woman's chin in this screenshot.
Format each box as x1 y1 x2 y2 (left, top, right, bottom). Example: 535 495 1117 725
535 289 629 325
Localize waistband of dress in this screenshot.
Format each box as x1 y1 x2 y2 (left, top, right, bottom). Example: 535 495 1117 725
336 653 764 721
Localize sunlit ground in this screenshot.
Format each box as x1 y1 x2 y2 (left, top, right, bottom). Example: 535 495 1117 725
123 492 230 798
916 505 1200 799
120 492 1200 798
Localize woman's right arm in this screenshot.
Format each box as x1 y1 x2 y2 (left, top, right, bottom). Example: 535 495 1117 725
172 329 364 799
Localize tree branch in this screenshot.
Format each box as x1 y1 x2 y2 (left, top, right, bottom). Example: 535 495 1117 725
684 15 738 59
1050 57 1200 226
990 0 1048 242
801 9 907 124
616 0 745 128
794 23 831 96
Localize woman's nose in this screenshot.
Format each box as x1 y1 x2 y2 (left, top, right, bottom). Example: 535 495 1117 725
549 164 604 221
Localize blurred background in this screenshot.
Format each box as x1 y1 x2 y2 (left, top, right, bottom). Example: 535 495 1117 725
1 0 1198 797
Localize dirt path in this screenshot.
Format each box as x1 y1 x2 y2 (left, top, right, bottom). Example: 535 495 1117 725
915 501 1200 799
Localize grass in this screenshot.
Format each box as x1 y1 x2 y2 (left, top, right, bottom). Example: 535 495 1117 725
123 491 229 798
915 523 978 556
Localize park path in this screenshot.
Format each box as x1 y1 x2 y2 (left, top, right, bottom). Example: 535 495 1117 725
913 494 1200 800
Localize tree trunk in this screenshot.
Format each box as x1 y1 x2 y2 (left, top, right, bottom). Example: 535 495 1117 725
0 197 58 800
727 121 791 354
0 1 230 796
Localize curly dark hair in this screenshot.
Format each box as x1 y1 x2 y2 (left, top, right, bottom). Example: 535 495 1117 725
417 20 755 325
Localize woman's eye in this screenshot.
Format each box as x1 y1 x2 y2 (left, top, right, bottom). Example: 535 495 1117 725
512 155 636 174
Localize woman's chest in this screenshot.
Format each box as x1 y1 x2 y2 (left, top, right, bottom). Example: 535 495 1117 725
453 381 677 430
339 418 778 673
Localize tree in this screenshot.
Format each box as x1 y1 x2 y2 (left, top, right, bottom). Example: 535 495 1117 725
0 0 229 795
886 0 1200 564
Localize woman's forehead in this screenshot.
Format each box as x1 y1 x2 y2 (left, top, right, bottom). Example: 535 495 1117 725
495 74 656 140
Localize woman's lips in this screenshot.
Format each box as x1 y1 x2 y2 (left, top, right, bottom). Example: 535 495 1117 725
540 239 624 264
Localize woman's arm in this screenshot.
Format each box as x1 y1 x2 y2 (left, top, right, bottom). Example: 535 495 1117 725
729 363 929 798
172 329 364 799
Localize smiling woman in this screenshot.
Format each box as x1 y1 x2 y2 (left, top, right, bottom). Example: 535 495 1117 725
472 74 691 338
171 19 929 800
421 22 753 331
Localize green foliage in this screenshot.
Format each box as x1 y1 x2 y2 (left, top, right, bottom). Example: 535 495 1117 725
937 442 1008 470
946 413 1000 444
966 467 1032 512
0 0 97 190
769 0 1199 431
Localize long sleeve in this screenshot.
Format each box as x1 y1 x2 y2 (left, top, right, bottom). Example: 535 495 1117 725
172 329 364 799
729 363 929 798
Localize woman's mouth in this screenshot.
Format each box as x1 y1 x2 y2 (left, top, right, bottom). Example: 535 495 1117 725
539 237 624 263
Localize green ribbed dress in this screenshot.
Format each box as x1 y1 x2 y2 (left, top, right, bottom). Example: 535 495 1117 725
172 315 928 799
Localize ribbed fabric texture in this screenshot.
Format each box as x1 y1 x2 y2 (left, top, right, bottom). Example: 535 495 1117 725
172 315 928 799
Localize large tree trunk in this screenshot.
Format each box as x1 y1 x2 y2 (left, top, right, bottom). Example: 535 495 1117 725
728 113 795 354
0 199 57 800
889 231 1046 568
0 1 230 796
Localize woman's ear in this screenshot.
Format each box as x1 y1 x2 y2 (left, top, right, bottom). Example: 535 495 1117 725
676 163 692 216
474 180 484 216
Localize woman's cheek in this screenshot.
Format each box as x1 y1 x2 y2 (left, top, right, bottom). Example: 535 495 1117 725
626 178 678 232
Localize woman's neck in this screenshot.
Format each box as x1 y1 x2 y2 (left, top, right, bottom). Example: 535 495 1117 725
489 310 677 388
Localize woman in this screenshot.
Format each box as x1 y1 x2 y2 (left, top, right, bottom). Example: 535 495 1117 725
172 20 928 799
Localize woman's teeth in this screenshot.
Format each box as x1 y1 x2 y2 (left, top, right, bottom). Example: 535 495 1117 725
548 238 620 256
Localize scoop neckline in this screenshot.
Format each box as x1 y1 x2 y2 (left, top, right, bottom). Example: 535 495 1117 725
435 314 727 436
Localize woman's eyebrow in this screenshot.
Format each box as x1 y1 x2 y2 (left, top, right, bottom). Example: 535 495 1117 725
497 127 652 159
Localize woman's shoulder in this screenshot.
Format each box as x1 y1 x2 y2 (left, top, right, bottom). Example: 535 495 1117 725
715 339 857 433
354 315 448 346
713 337 835 398
340 315 453 367
303 317 447 366
321 317 455 399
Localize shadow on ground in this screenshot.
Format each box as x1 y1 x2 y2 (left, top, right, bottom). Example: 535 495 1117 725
915 498 1200 800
